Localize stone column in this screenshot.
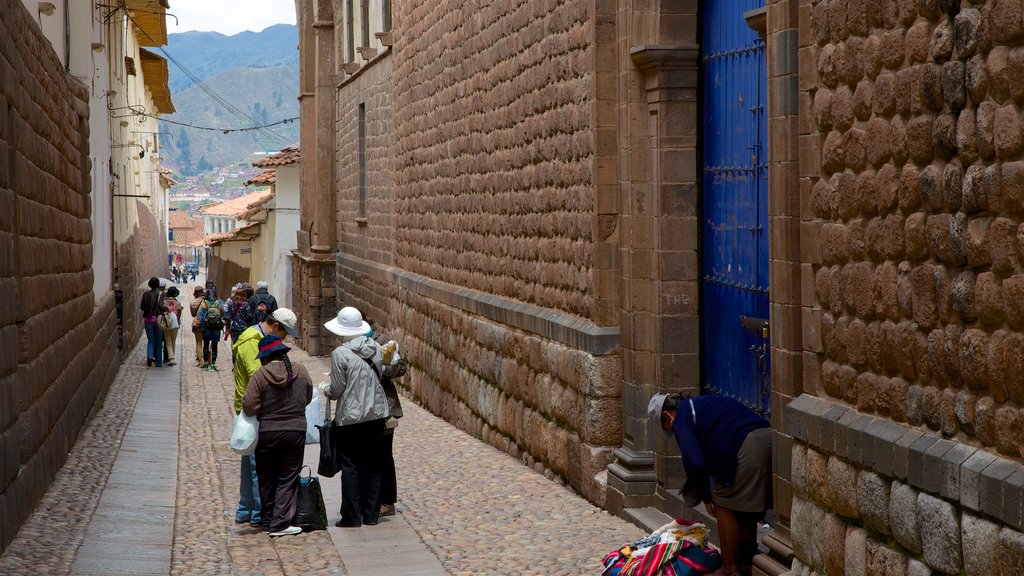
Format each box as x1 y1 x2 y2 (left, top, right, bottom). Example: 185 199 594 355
607 43 700 516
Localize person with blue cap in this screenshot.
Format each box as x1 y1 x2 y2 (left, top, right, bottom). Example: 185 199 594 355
648 392 772 576
241 334 312 537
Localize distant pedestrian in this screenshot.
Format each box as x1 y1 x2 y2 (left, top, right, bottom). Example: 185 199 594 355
241 334 312 537
225 283 254 353
246 280 279 327
363 316 407 518
321 307 389 527
140 277 165 367
232 308 301 529
160 286 182 366
198 288 224 371
190 286 205 366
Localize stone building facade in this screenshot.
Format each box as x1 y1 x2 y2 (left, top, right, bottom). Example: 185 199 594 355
296 0 1024 572
778 0 1024 573
0 0 170 553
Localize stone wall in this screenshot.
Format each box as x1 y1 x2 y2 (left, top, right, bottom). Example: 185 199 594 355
390 0 598 319
329 0 623 505
789 0 1024 572
0 0 122 553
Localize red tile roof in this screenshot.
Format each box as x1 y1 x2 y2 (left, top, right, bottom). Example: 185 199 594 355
200 189 274 218
169 211 205 247
244 170 276 186
252 146 300 168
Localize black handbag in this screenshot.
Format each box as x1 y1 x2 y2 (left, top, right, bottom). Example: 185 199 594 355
292 466 328 531
315 397 341 477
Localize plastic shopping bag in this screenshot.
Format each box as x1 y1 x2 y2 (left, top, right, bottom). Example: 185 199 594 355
230 412 259 455
304 394 322 444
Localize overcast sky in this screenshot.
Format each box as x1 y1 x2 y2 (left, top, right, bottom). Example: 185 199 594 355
168 0 296 35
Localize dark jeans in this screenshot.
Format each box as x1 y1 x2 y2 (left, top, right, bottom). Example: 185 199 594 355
255 430 305 533
381 430 397 505
144 320 164 366
202 329 219 364
337 418 385 526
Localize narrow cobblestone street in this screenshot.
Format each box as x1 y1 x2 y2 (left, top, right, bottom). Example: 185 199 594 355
0 293 642 575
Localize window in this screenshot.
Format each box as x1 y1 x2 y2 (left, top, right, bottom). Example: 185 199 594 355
382 0 391 32
358 103 367 217
345 0 355 62
360 0 370 47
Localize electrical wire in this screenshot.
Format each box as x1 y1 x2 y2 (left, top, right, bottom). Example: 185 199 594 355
119 6 294 147
144 114 299 133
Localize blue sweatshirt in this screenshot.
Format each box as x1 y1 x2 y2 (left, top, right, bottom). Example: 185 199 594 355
672 395 770 504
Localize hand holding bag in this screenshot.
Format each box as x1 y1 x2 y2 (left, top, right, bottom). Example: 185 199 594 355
291 465 328 531
315 392 341 477
230 411 259 455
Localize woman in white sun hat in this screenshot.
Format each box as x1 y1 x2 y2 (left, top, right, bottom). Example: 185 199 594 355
319 306 390 527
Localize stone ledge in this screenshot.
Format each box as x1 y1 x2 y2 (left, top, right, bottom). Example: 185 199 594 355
785 393 1024 532
337 253 620 355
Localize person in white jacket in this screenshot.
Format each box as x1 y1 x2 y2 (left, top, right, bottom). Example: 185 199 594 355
321 307 389 527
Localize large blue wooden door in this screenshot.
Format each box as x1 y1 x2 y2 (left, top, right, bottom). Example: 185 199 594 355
700 1 770 417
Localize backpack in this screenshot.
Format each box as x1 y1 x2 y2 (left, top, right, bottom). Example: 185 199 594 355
250 294 272 325
204 301 224 329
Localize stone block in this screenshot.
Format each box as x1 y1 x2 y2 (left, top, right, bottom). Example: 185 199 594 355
792 441 808 496
906 559 931 576
906 433 939 491
867 536 908 576
845 525 866 576
954 7 982 58
939 442 977 501
980 457 1017 519
917 491 961 574
962 512 1000 576
808 448 829 508
827 456 858 519
858 471 891 535
997 526 1024 576
1002 468 1024 531
890 481 922 554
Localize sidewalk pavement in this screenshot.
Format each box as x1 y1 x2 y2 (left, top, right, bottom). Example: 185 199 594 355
0 295 643 575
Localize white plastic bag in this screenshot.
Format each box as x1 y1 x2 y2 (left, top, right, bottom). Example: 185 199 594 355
305 393 322 444
230 412 259 455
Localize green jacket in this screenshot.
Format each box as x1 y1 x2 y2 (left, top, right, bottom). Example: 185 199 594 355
231 325 265 413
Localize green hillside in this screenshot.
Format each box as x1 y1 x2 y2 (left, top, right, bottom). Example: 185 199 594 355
159 64 299 176
158 25 299 177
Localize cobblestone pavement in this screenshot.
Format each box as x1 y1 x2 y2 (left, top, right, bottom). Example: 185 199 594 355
0 292 643 575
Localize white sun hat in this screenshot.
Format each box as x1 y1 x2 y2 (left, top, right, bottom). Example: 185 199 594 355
324 306 371 337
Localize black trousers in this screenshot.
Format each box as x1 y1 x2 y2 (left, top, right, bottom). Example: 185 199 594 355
255 430 305 533
202 329 219 364
337 418 385 525
381 429 397 505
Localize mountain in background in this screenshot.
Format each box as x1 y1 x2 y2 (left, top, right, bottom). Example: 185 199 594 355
159 24 299 178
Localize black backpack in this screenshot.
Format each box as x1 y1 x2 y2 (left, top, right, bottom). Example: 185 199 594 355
250 294 272 325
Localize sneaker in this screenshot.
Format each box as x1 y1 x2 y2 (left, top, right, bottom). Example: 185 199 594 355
380 504 395 517
166 360 176 366
209 364 218 371
269 526 302 537
147 357 154 367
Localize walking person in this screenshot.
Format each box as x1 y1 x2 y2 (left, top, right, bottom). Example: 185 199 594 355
160 286 182 366
140 277 165 367
321 307 389 527
232 308 301 528
241 334 312 537
190 286 205 366
246 280 279 327
198 288 224 371
225 283 254 354
364 317 407 517
649 393 772 576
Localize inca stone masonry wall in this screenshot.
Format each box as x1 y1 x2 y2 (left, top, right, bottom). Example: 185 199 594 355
0 0 123 554
390 0 596 319
332 0 622 504
791 0 1024 573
